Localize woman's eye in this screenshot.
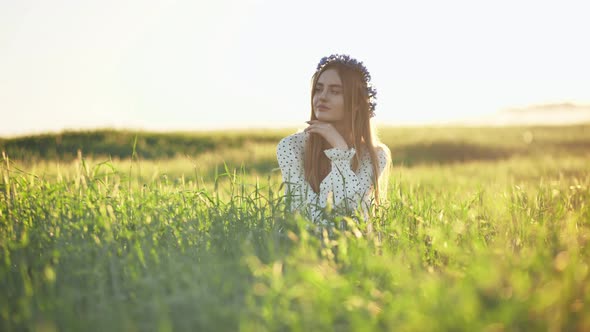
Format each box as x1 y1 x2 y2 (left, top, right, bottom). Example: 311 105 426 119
314 87 341 95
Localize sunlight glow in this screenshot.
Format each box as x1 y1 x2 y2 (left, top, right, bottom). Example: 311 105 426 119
1 0 589 136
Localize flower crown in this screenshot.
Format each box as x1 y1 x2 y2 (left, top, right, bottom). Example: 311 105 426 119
315 54 377 117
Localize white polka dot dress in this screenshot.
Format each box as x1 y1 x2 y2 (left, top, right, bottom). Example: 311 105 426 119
276 131 390 224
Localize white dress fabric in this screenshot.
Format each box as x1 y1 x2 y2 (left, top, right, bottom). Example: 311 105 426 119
276 131 389 224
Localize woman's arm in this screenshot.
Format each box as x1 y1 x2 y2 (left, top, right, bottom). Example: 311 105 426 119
276 134 323 218
320 145 389 213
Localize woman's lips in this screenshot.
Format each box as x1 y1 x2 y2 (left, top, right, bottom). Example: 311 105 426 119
317 105 330 110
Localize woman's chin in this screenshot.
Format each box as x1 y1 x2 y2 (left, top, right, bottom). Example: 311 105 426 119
315 113 335 122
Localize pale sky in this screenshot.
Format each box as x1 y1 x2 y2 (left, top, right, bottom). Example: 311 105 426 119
1 0 589 136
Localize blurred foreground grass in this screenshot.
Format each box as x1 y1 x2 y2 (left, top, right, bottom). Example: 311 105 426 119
1 125 589 331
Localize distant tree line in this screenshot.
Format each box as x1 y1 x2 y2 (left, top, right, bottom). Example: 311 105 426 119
0 129 287 161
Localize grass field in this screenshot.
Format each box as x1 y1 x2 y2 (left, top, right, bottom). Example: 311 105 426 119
1 125 589 331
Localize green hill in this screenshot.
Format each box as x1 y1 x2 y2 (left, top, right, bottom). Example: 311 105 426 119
1 125 589 165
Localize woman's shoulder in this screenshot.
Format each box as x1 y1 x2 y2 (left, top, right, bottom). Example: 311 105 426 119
359 142 391 159
359 142 391 171
373 143 391 170
373 142 391 159
277 131 307 151
277 131 308 158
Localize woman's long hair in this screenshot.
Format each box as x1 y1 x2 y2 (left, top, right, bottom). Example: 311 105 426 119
304 62 389 204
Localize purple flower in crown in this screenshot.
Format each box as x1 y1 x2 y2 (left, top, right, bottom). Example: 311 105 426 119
315 54 378 117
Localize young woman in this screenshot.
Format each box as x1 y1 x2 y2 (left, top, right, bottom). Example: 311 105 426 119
277 54 391 225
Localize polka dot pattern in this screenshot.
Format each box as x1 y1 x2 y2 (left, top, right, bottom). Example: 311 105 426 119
276 131 389 223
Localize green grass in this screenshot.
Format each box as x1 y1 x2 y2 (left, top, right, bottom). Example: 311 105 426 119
1 126 589 331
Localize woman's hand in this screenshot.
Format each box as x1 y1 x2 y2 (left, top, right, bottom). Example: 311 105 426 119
304 120 349 149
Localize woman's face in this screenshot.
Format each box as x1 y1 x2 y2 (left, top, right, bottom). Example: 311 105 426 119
313 68 345 123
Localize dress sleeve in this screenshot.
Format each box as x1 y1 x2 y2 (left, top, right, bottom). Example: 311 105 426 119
321 145 389 214
276 134 323 221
